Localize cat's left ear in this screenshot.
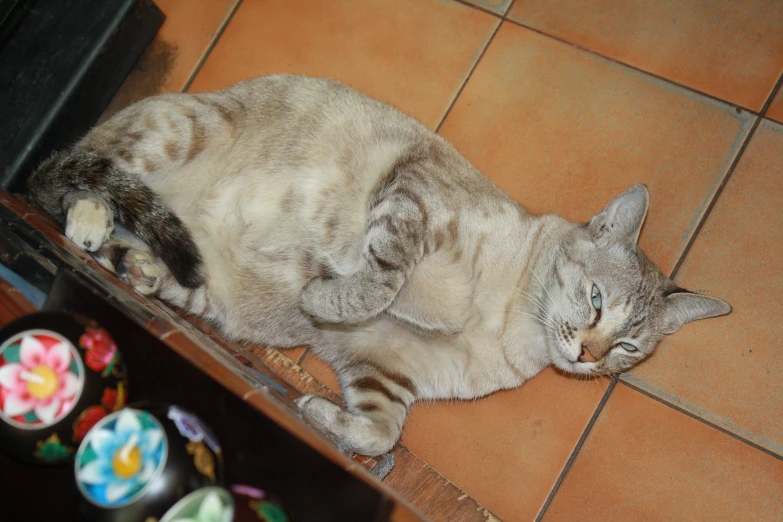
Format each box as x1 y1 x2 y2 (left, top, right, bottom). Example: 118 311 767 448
661 292 732 334
588 184 649 244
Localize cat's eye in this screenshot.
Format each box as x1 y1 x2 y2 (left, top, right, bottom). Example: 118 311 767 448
590 284 602 310
619 342 637 352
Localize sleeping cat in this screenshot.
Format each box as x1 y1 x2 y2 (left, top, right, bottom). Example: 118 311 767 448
28 75 730 457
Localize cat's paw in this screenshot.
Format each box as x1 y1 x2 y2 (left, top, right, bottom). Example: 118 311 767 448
297 394 340 422
299 277 340 323
117 250 162 295
296 394 349 447
65 198 113 252
297 394 397 456
300 276 385 324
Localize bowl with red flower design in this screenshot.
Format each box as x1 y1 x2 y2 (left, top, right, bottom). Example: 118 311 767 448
0 312 128 464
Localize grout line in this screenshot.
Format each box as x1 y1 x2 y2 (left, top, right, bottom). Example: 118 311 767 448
449 0 761 123
502 17 756 114
296 347 310 366
669 68 783 279
535 378 617 521
449 0 759 119
435 0 520 132
181 0 244 93
434 22 502 133
451 0 503 18
619 380 783 463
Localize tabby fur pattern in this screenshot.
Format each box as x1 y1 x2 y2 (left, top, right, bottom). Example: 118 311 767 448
29 75 731 456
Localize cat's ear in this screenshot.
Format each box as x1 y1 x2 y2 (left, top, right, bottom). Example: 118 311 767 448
588 184 649 244
661 292 732 334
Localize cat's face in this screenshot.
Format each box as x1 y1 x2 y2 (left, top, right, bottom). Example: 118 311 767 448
539 185 730 377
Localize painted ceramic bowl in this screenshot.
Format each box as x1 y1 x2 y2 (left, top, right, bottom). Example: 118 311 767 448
0 312 127 464
74 404 224 521
230 484 289 522
160 486 234 522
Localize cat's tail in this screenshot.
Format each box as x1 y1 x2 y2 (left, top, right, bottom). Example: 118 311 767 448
28 148 204 288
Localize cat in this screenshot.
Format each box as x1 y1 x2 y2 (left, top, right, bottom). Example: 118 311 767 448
28 75 730 457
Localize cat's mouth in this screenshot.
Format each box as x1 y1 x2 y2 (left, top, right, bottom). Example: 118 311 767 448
548 335 601 376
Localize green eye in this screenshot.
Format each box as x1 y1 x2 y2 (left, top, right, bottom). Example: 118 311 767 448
620 342 638 352
591 284 602 310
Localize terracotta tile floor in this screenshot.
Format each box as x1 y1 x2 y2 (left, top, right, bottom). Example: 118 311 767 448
117 1 783 520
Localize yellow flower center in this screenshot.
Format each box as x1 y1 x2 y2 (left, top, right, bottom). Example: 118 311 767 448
22 365 60 400
112 444 142 478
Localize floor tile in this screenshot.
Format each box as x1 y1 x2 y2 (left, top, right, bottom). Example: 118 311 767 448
438 22 753 275
187 0 498 129
544 384 783 521
507 0 783 111
102 0 239 118
300 352 341 394
462 0 514 16
767 87 783 124
625 119 783 454
402 371 608 521
300 353 609 521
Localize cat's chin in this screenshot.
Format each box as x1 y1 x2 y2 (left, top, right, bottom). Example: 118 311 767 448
553 360 600 378
547 341 601 377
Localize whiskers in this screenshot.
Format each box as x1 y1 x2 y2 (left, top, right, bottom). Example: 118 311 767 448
506 306 558 332
552 365 606 388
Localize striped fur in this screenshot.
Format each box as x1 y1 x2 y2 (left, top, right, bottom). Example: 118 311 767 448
29 75 731 456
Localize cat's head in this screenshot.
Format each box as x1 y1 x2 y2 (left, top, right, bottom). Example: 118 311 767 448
542 184 730 377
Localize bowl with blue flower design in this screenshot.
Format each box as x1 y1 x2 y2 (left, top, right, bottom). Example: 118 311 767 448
75 404 224 521
0 312 127 464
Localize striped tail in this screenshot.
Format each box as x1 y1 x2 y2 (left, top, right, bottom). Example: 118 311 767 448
28 148 204 288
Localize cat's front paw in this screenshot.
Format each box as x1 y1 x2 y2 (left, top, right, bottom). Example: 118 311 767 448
296 394 397 457
65 197 113 252
117 250 162 295
299 277 340 323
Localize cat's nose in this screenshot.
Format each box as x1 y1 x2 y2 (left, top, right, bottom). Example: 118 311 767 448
578 344 597 363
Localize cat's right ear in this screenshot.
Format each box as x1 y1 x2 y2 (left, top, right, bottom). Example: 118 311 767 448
587 184 649 244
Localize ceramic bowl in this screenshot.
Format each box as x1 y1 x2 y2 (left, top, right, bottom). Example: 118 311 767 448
159 486 235 522
74 403 223 521
0 312 127 464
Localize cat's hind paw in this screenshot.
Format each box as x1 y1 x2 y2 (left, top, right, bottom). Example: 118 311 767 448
65 197 114 252
117 249 162 295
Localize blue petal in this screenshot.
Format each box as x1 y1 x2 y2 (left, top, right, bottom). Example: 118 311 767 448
78 460 113 485
139 428 164 455
114 410 143 438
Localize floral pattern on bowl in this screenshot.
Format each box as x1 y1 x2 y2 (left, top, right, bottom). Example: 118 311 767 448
75 408 167 507
79 326 119 376
161 486 235 522
0 330 84 429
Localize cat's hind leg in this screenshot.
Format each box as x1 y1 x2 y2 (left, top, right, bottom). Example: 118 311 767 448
94 227 164 295
300 161 428 324
95 231 214 318
297 361 417 456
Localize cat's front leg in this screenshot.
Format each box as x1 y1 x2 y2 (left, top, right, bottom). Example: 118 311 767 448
297 360 416 456
300 169 429 324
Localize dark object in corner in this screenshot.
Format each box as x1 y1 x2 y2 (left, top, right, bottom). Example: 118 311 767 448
0 0 164 192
